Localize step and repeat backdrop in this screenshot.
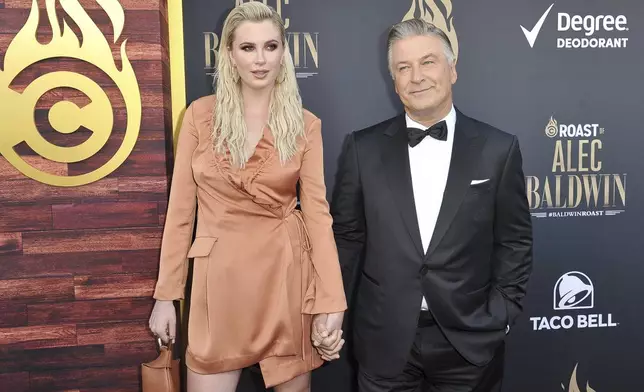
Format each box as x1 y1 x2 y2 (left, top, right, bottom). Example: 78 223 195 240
180 0 643 391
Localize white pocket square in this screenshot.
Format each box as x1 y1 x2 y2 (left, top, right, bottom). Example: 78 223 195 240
470 179 490 185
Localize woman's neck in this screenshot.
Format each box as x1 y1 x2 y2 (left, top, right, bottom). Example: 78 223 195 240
241 84 273 118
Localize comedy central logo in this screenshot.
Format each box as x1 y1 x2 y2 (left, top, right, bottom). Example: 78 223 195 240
530 271 618 331
545 116 558 138
520 3 629 49
0 0 141 187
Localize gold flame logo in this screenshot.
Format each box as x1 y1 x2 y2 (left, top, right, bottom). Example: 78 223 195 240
0 0 141 187
562 363 597 392
546 115 559 138
403 0 458 60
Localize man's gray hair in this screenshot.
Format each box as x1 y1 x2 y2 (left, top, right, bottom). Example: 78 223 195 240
387 19 455 76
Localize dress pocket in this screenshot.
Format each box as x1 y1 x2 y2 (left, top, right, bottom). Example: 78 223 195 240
187 237 218 259
187 237 217 359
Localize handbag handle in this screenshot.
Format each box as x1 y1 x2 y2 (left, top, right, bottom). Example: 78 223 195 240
156 337 172 350
142 337 180 392
155 337 175 367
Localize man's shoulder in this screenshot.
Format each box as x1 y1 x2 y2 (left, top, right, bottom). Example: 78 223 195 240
458 110 517 145
352 114 403 142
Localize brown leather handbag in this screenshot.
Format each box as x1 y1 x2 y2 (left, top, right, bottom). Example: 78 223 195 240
142 338 180 392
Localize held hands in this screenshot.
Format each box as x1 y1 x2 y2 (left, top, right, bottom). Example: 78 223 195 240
149 300 176 344
311 311 345 361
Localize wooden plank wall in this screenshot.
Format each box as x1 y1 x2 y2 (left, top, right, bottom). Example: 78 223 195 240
0 1 172 390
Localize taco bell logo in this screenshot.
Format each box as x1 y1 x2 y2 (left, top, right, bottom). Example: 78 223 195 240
530 271 618 331
554 271 594 310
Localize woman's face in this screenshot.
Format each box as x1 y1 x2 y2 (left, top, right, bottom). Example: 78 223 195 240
229 20 284 91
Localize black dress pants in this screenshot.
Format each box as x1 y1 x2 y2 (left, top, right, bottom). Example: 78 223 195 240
358 311 504 392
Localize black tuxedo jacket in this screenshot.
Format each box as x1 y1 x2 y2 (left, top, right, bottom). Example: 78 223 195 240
330 109 533 377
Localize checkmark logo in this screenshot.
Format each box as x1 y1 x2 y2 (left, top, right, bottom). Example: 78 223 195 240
520 3 555 48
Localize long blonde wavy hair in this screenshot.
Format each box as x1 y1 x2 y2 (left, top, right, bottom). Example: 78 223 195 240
214 2 304 168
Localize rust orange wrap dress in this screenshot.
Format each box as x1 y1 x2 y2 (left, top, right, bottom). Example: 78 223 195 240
152 95 347 387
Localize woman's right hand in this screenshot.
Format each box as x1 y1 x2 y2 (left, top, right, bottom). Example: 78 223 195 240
149 300 177 344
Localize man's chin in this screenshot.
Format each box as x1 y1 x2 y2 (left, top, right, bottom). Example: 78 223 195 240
405 102 436 114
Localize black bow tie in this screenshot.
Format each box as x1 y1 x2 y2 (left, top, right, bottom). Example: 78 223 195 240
407 120 448 147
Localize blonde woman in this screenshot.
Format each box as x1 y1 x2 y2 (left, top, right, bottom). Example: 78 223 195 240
148 3 347 392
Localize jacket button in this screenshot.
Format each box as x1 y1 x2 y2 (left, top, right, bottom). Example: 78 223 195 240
419 265 430 275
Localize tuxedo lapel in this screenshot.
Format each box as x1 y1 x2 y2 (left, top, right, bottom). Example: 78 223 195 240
425 110 486 259
381 115 424 257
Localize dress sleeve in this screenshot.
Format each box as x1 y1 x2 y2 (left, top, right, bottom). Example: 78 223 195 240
299 118 348 314
153 103 199 301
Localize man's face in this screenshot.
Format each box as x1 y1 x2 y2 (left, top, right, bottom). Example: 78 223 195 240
391 34 457 116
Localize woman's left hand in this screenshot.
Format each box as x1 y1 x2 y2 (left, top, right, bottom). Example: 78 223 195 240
311 312 345 361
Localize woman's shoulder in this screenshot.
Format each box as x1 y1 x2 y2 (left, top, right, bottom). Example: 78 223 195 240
188 94 216 118
183 95 215 137
302 108 320 134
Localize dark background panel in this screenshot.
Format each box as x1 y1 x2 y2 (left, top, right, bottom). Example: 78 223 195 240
182 1 644 391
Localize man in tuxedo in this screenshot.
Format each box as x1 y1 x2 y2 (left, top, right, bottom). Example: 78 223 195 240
329 19 533 392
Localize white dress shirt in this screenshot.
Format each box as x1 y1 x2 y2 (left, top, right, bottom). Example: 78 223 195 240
406 105 456 310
